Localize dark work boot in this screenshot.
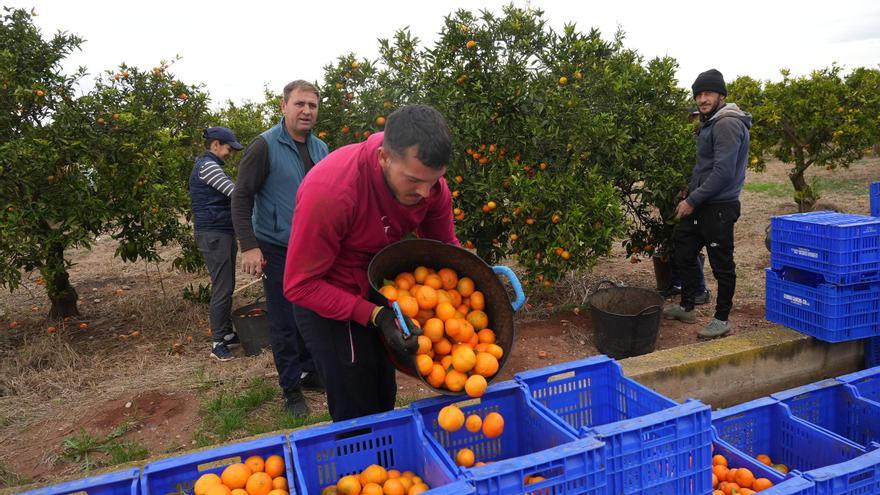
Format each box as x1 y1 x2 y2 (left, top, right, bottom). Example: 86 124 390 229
284 388 310 418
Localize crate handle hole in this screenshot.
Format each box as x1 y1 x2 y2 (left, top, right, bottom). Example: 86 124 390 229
546 370 575 383
334 426 374 441
198 457 242 471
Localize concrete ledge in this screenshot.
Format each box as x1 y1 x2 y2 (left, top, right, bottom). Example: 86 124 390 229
620 324 864 409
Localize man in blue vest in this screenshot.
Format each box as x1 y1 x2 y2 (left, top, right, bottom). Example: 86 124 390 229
189 126 244 361
232 80 329 417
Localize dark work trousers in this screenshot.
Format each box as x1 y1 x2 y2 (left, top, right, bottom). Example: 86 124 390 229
195 230 237 342
673 201 741 321
293 304 396 422
259 240 314 396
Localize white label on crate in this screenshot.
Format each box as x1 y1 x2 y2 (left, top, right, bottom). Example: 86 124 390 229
791 247 819 259
783 293 810 307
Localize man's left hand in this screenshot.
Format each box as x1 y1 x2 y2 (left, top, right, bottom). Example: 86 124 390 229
675 200 694 220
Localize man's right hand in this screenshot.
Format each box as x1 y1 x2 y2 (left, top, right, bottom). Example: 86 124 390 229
241 248 265 276
371 307 420 355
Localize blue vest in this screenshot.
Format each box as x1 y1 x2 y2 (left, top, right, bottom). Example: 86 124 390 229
253 120 329 247
189 152 233 233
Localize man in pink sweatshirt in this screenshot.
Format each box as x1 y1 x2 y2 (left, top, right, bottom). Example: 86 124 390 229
283 105 459 421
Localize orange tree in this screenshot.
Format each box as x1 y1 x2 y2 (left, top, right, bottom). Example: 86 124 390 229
0 8 210 317
314 6 695 285
729 66 880 212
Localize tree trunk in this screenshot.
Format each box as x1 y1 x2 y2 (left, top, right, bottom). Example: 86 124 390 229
43 240 79 318
789 166 816 213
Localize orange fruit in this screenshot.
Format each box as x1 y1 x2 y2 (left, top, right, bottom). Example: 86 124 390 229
195 473 222 495
447 290 463 307
726 468 738 483
755 454 772 466
397 296 419 318
440 355 453 370
452 346 476 372
712 465 728 482
413 266 430 283
232 490 249 495
468 332 479 347
386 470 401 479
416 335 432 354
395 272 415 290
457 278 475 297
444 369 467 392
455 321 475 343
485 344 504 360
245 455 265 473
395 477 413 492
474 352 499 377
721 482 739 495
271 477 288 490
427 363 447 388
408 483 429 495
482 412 504 438
337 475 361 494
465 414 483 432
322 486 339 495
205 485 232 495
712 473 718 488
221 463 253 490
435 302 456 321
752 478 773 490
245 472 273 495
465 374 487 398
383 478 405 495
438 268 459 290
416 354 434 375
438 405 465 432
734 468 755 489
416 286 438 309
466 311 489 331
436 289 452 305
361 464 388 486
265 490 287 495
433 338 452 357
423 274 443 290
264 455 285 479
477 329 496 344
379 286 398 302
712 454 728 467
455 448 475 467
361 483 382 495
444 318 463 340
400 471 416 479
469 291 485 311
423 318 445 342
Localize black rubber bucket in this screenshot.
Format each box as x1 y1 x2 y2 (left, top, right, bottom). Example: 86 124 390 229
589 281 664 359
367 239 525 395
231 297 271 357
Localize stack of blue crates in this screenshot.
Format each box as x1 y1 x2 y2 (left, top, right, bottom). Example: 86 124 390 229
765 210 880 343
866 182 880 366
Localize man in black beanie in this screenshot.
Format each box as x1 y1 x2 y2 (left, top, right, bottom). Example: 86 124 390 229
663 69 752 338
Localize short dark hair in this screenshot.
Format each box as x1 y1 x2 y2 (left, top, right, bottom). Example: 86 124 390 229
283 80 320 102
204 138 219 150
383 105 452 169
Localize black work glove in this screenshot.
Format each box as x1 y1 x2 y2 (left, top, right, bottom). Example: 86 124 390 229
372 307 421 355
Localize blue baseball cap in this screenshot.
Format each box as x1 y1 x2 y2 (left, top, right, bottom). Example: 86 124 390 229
203 126 244 150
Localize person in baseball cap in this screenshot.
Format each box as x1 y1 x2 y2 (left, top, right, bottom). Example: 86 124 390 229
203 126 244 150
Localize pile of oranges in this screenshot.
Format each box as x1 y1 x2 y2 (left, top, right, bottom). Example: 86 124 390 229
320 464 431 495
379 266 503 397
711 452 776 494
436 404 505 468
193 454 288 495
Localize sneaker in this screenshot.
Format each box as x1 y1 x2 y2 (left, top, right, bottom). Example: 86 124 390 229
698 318 730 338
662 304 697 324
284 389 310 418
211 342 234 361
660 285 682 297
223 332 241 347
299 371 325 393
694 290 711 306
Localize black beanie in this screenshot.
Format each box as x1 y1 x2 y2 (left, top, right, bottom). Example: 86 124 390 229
692 69 727 97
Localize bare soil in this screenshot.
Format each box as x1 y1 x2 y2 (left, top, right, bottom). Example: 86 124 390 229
1 157 877 488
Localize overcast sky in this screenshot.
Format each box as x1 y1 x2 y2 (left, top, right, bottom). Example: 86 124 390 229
8 0 880 109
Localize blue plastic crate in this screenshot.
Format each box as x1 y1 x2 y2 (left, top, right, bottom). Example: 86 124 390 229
871 182 880 217
713 439 787 485
837 366 880 404
142 435 292 495
866 337 880 368
764 268 880 342
464 436 606 495
515 356 712 495
804 448 880 495
18 468 139 495
411 380 598 494
770 211 880 284
712 397 867 476
289 408 467 495
772 379 880 449
759 477 817 495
